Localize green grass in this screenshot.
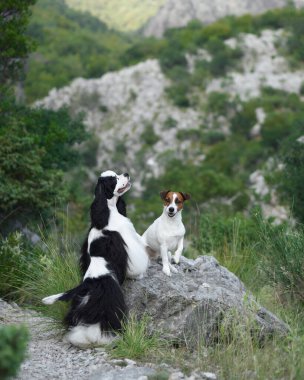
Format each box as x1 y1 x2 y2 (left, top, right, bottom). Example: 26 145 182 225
109 313 167 361
1 215 304 378
0 230 81 322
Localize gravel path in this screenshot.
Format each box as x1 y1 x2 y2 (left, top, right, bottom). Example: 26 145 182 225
0 299 217 380
0 300 157 380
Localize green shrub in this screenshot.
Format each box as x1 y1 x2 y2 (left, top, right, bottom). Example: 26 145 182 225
176 128 202 141
0 325 29 380
159 45 187 72
205 38 243 77
262 111 296 150
140 124 159 146
206 92 233 115
201 131 226 145
166 83 190 107
230 101 257 137
163 117 178 129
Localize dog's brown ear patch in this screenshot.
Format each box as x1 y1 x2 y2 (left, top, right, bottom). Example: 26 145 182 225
180 192 191 201
160 190 170 200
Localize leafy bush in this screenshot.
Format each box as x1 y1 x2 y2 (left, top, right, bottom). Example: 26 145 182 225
163 117 178 129
230 101 257 137
0 98 87 227
201 131 226 145
140 123 159 146
0 0 36 92
166 83 191 108
206 92 233 115
261 111 295 150
0 325 29 380
205 37 243 76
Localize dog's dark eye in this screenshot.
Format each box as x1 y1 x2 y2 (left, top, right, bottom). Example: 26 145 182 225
165 198 170 202
175 200 181 204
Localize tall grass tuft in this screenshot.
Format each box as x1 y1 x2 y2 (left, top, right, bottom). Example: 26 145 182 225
258 221 304 304
20 230 82 321
109 313 167 360
0 230 81 322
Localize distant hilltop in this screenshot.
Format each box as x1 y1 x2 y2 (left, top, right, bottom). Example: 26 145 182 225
64 0 304 36
64 0 166 32
143 0 304 37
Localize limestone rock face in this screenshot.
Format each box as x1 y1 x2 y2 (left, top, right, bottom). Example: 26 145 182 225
143 0 304 38
124 256 288 346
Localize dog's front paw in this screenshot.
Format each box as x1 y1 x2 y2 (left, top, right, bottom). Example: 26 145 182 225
162 266 171 276
172 254 181 265
169 263 178 273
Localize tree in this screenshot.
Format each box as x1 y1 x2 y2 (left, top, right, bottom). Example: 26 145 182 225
0 0 36 94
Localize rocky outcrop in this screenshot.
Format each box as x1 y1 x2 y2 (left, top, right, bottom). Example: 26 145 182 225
207 29 304 100
35 59 200 193
124 256 289 346
143 0 304 38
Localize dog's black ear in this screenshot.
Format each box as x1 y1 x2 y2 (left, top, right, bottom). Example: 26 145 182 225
160 190 170 200
79 232 90 275
117 197 127 217
180 192 191 201
90 177 109 229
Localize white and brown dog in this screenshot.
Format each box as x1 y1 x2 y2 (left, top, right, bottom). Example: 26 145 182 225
142 190 190 276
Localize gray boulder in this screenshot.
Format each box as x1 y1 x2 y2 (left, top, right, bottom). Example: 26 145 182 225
124 255 288 346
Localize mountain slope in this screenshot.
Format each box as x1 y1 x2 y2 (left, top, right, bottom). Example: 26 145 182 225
64 0 165 32
25 0 132 102
143 0 304 37
35 8 304 227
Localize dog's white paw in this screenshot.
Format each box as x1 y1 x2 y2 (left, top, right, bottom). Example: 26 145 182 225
162 266 171 276
169 263 178 273
172 255 180 265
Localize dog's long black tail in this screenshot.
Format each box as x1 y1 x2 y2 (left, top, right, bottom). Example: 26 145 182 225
64 275 127 347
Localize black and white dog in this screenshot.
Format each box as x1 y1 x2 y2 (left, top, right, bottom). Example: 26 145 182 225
42 170 149 347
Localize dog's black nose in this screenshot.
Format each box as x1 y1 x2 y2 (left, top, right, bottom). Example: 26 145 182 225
169 207 174 212
123 173 129 178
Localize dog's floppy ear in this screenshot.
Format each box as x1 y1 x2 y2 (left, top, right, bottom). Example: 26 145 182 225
160 190 170 200
117 197 127 217
180 192 191 201
90 177 110 229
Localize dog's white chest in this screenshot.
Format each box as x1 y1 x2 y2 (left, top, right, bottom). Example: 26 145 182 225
107 207 149 277
143 214 185 253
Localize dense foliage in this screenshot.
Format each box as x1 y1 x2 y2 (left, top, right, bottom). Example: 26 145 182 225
0 97 87 229
0 0 36 90
25 0 133 102
0 325 29 380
